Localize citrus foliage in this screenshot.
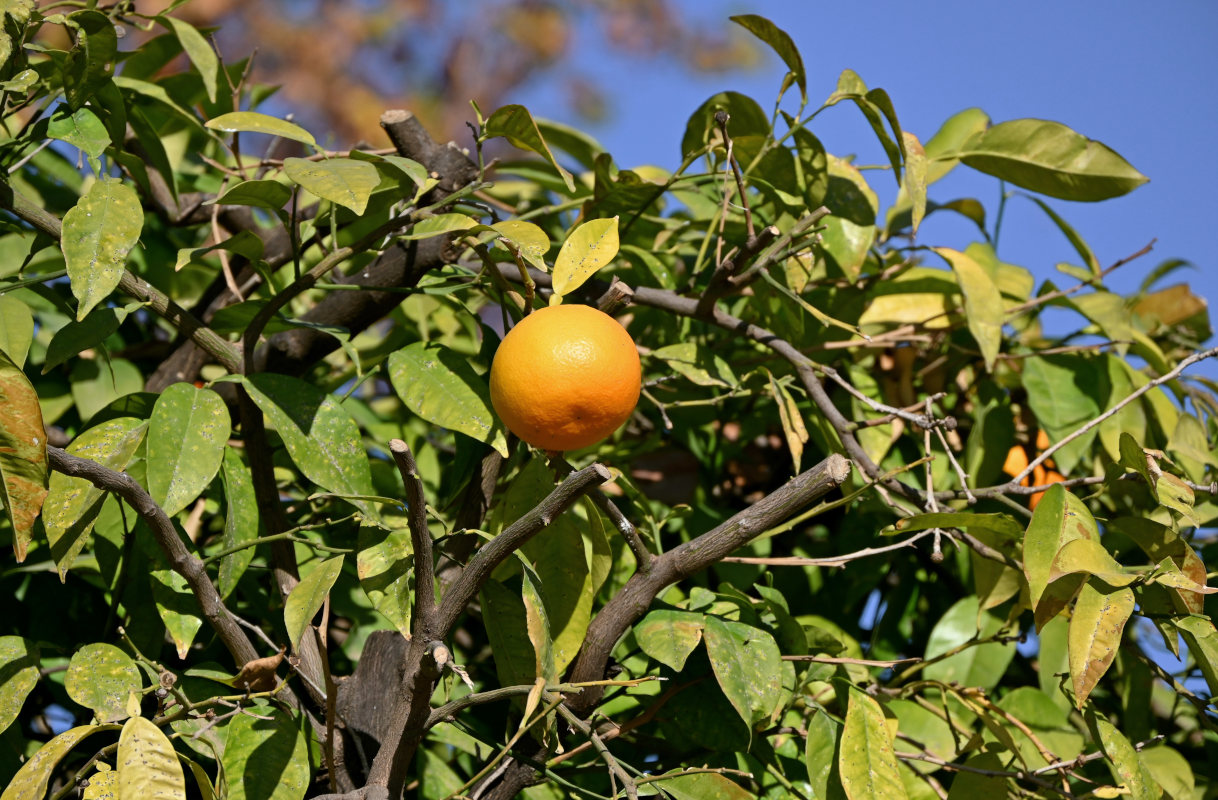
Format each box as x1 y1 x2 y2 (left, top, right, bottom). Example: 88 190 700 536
1 6 1216 800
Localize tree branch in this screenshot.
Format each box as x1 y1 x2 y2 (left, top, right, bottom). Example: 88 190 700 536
389 439 435 626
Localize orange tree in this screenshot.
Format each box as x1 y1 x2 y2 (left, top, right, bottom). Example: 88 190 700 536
1 5 1216 799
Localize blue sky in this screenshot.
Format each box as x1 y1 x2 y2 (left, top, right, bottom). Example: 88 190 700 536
509 0 1218 381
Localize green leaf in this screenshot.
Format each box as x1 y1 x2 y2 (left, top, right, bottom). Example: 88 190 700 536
935 247 1003 371
220 711 309 800
388 342 507 456
730 15 805 101
1091 714 1158 800
63 10 117 109
482 577 548 690
947 118 1148 202
241 374 378 518
218 449 258 599
44 418 147 580
652 771 755 800
47 105 110 158
1022 484 1098 629
147 383 230 517
1025 195 1101 275
1050 539 1138 588
681 91 770 159
398 212 478 241
1110 516 1207 614
1037 614 1071 710
205 111 316 146
356 525 413 638
150 568 204 659
651 342 736 388
213 179 293 212
1068 581 1134 708
484 104 576 192
1022 355 1103 474
283 157 379 215
840 687 907 800
825 70 906 185
43 307 124 374
635 610 703 671
0 296 34 368
83 762 118 800
551 217 619 298
284 555 345 651
901 131 928 235
805 708 839 800
61 177 144 320
886 511 1024 540
119 715 184 800
703 616 782 730
1155 472 1198 526
923 597 1016 691
65 642 141 723
1173 615 1218 695
175 229 266 272
1 725 111 800
69 358 144 424
489 219 550 272
164 17 218 103
0 636 38 733
1137 746 1194 800
924 108 991 184
0 349 47 561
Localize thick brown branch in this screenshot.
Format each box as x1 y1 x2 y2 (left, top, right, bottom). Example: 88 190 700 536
567 453 851 713
435 462 612 637
389 439 435 626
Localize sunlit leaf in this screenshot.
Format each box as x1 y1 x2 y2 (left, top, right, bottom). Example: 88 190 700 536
484 104 576 192
147 383 230 517
936 247 1003 370
946 118 1148 201
0 636 38 733
840 687 907 800
283 555 345 651
730 15 805 101
283 157 379 215
551 217 619 298
164 16 218 103
205 111 316 146
635 610 703 672
1 725 112 800
1022 484 1098 630
61 177 144 320
65 642 141 723
0 350 47 561
220 711 309 800
703 616 783 731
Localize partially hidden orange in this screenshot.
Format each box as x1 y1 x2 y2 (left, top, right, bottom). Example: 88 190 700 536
490 304 641 451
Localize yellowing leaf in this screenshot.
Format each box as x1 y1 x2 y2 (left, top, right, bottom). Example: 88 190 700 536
0 350 47 561
62 177 144 320
118 715 185 800
936 247 1003 371
1068 581 1134 708
551 217 619 298
840 687 907 800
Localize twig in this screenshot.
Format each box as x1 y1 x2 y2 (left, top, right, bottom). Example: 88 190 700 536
426 678 660 729
1013 345 1218 485
389 439 435 625
548 454 652 574
1004 239 1155 317
722 530 934 568
781 654 920 668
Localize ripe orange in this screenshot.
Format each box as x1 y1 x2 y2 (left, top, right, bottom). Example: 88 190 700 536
489 304 641 451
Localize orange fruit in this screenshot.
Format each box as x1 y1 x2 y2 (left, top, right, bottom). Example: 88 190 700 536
489 304 641 451
1002 445 1029 478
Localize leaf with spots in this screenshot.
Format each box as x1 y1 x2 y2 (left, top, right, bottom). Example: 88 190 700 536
1068 581 1134 709
635 609 704 671
220 711 309 800
118 715 186 800
205 111 316 146
1090 713 1158 800
0 636 39 734
0 349 47 561
43 418 147 580
388 342 508 457
356 525 413 638
283 157 379 215
148 383 230 517
83 762 118 799
151 569 204 660
1 725 113 800
61 177 144 320
1022 484 1098 631
703 616 782 732
840 687 908 800
65 642 142 723
551 216 619 298
284 556 344 651
218 449 259 599
241 374 377 519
